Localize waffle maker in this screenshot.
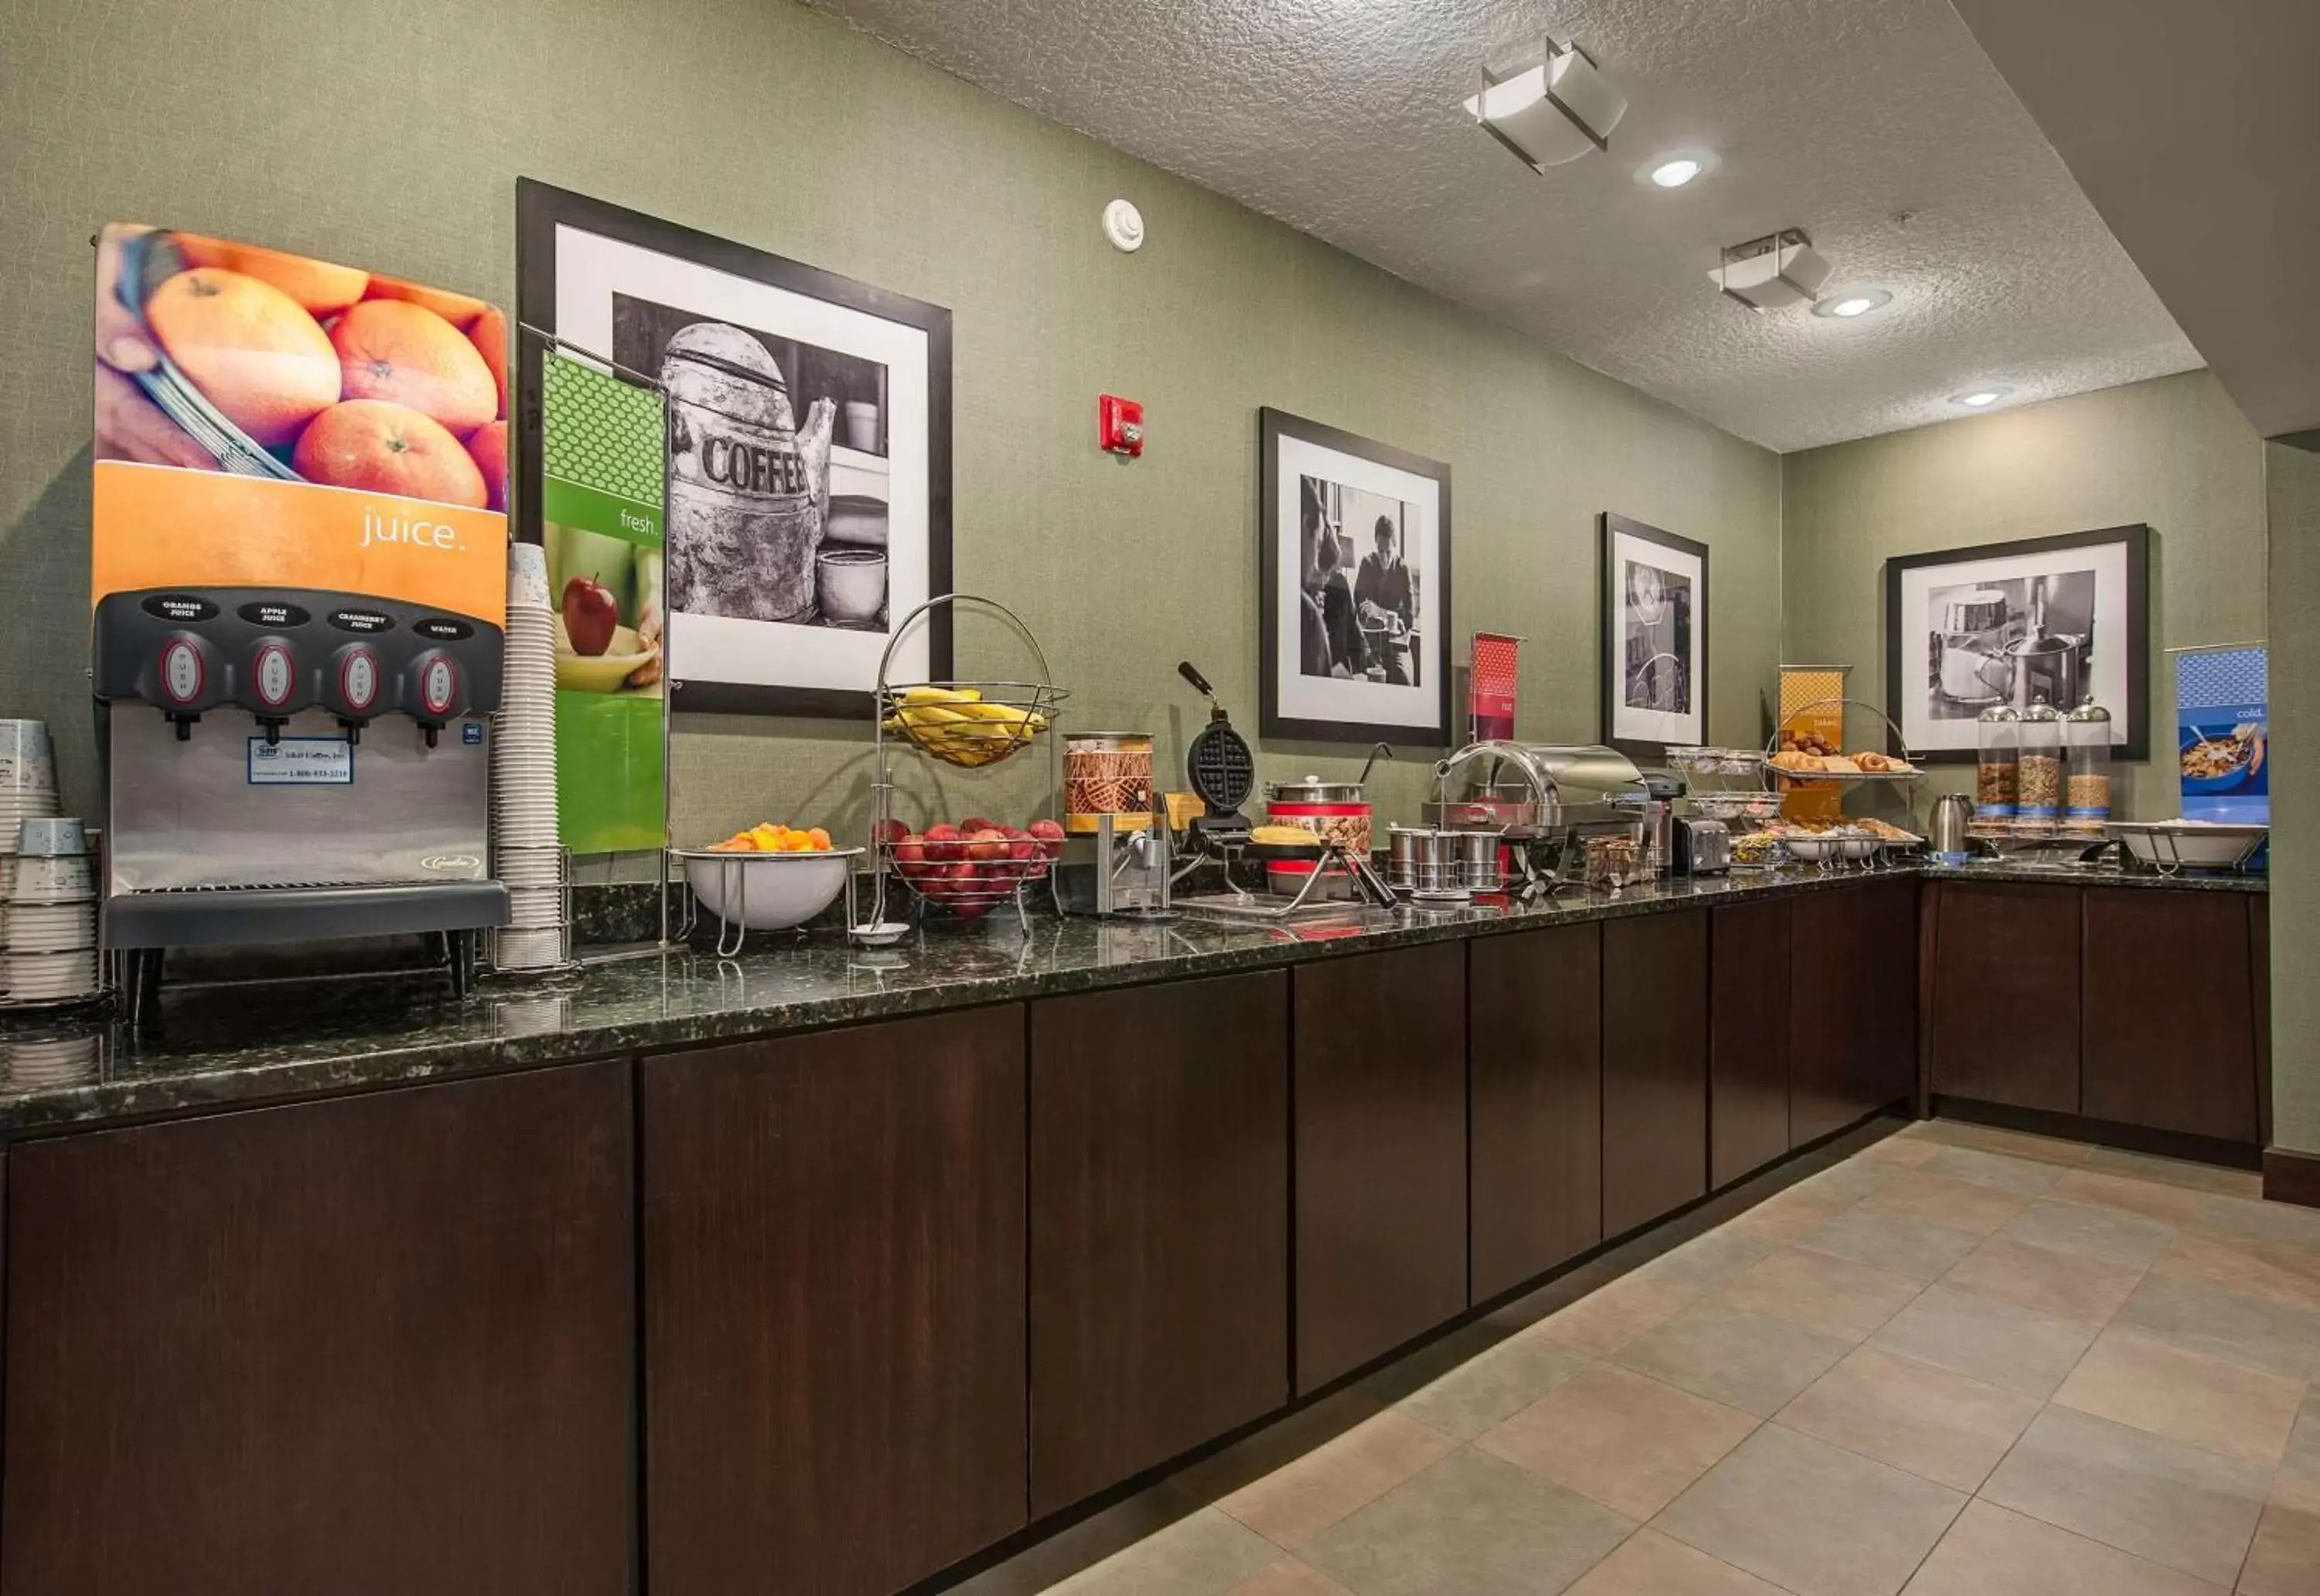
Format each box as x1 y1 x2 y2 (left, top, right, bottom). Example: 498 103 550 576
1175 660 1254 845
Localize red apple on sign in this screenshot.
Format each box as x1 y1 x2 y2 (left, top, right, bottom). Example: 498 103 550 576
561 577 618 656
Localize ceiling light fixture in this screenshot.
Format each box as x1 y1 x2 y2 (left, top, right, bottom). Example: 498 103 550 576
1634 149 1720 189
1708 228 1833 312
1813 288 1892 319
1465 36 1628 172
1953 387 2011 408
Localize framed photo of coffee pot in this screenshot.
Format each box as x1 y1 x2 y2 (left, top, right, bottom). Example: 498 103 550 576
517 180 952 717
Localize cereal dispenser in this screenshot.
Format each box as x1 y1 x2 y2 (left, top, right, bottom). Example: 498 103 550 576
2062 696 2114 837
2016 697 2063 836
1974 705 2020 832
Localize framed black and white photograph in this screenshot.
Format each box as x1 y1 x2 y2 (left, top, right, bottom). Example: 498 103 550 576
1260 408 1452 745
1599 513 1708 758
517 179 950 716
1885 523 2150 762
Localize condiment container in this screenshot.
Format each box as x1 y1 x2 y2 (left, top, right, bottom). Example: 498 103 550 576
1063 732 1155 834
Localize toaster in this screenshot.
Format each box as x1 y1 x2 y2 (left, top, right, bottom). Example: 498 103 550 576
1673 816 1732 875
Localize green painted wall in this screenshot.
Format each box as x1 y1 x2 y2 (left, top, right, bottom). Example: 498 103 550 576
1780 372 2268 819
2267 438 2320 1154
0 0 1779 851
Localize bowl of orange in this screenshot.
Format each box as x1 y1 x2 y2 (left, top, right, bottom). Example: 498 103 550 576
677 824 858 931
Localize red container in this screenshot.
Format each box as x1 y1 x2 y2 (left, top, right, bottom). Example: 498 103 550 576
1264 776 1370 897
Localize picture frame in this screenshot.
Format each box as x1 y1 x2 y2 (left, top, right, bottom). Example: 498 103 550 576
1884 523 2151 763
516 179 952 718
1599 513 1709 760
1259 408 1453 745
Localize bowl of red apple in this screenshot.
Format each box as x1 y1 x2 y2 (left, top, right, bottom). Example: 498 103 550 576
877 816 1066 919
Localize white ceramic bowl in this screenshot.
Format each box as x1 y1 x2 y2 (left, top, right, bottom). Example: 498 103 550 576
2114 822 2267 871
1781 834 1847 863
682 847 859 931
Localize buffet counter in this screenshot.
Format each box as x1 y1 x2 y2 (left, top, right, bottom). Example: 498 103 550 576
0 861 2260 1135
0 861 2271 1596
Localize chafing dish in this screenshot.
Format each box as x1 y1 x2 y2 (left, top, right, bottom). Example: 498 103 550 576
1427 742 1647 897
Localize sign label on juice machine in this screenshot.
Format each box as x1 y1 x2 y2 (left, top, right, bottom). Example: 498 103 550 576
247 737 353 786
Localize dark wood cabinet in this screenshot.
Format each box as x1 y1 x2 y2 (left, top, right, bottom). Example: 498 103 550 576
1603 910 1710 1237
2083 888 2260 1144
1711 899 1792 1188
2 1064 632 1596
1028 973 1290 1515
1928 881 2082 1113
1469 923 1602 1301
642 1005 1028 1596
1293 942 1468 1393
1790 880 1920 1144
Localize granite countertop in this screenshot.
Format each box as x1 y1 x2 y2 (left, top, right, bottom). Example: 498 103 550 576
0 861 2260 1135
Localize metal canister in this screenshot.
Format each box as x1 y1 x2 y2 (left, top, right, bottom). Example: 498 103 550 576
1387 826 1456 893
1064 732 1155 834
1455 830 1505 892
661 322 834 623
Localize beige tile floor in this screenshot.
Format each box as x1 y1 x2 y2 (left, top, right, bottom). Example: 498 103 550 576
960 1119 2320 1596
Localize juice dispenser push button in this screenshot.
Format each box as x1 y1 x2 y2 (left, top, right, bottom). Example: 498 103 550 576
411 650 461 746
156 633 215 740
249 639 298 745
332 643 382 743
161 638 205 706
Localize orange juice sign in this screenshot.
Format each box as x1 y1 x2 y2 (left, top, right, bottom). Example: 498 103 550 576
92 223 507 622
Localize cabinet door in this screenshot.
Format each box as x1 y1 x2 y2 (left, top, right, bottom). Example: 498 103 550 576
1470 922 1603 1301
1928 881 2081 1113
643 1005 1028 1596
1604 910 1710 1236
1294 942 1468 1393
1029 972 1289 1515
1711 899 1792 1188
3 1065 632 1596
2083 888 2260 1144
1790 881 1922 1144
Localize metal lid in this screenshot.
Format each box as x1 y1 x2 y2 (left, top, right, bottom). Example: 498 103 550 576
1268 773 1366 802
2063 694 2111 723
2021 696 2062 722
1977 704 2022 723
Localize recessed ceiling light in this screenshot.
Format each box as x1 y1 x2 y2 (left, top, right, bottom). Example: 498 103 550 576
1953 387 2011 408
1635 149 1719 189
1813 288 1892 319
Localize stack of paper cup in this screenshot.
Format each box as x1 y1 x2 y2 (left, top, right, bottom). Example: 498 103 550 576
2 816 98 1005
493 544 568 971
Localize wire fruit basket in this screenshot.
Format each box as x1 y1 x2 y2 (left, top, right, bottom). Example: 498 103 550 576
865 594 1070 934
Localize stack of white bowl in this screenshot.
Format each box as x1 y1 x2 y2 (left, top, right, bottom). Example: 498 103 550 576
492 545 568 972
3 817 98 1005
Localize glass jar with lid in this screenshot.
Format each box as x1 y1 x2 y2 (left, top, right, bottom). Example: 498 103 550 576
2016 697 2064 835
1974 704 2021 830
2062 695 2113 837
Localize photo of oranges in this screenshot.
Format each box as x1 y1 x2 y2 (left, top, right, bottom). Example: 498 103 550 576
96 223 510 513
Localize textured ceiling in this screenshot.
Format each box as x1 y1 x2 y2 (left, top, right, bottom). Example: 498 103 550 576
803 0 2201 452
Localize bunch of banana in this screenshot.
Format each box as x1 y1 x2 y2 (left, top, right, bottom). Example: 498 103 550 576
882 685 1048 766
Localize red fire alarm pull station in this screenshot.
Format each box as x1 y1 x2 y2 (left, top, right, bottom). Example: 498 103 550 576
1100 394 1144 458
